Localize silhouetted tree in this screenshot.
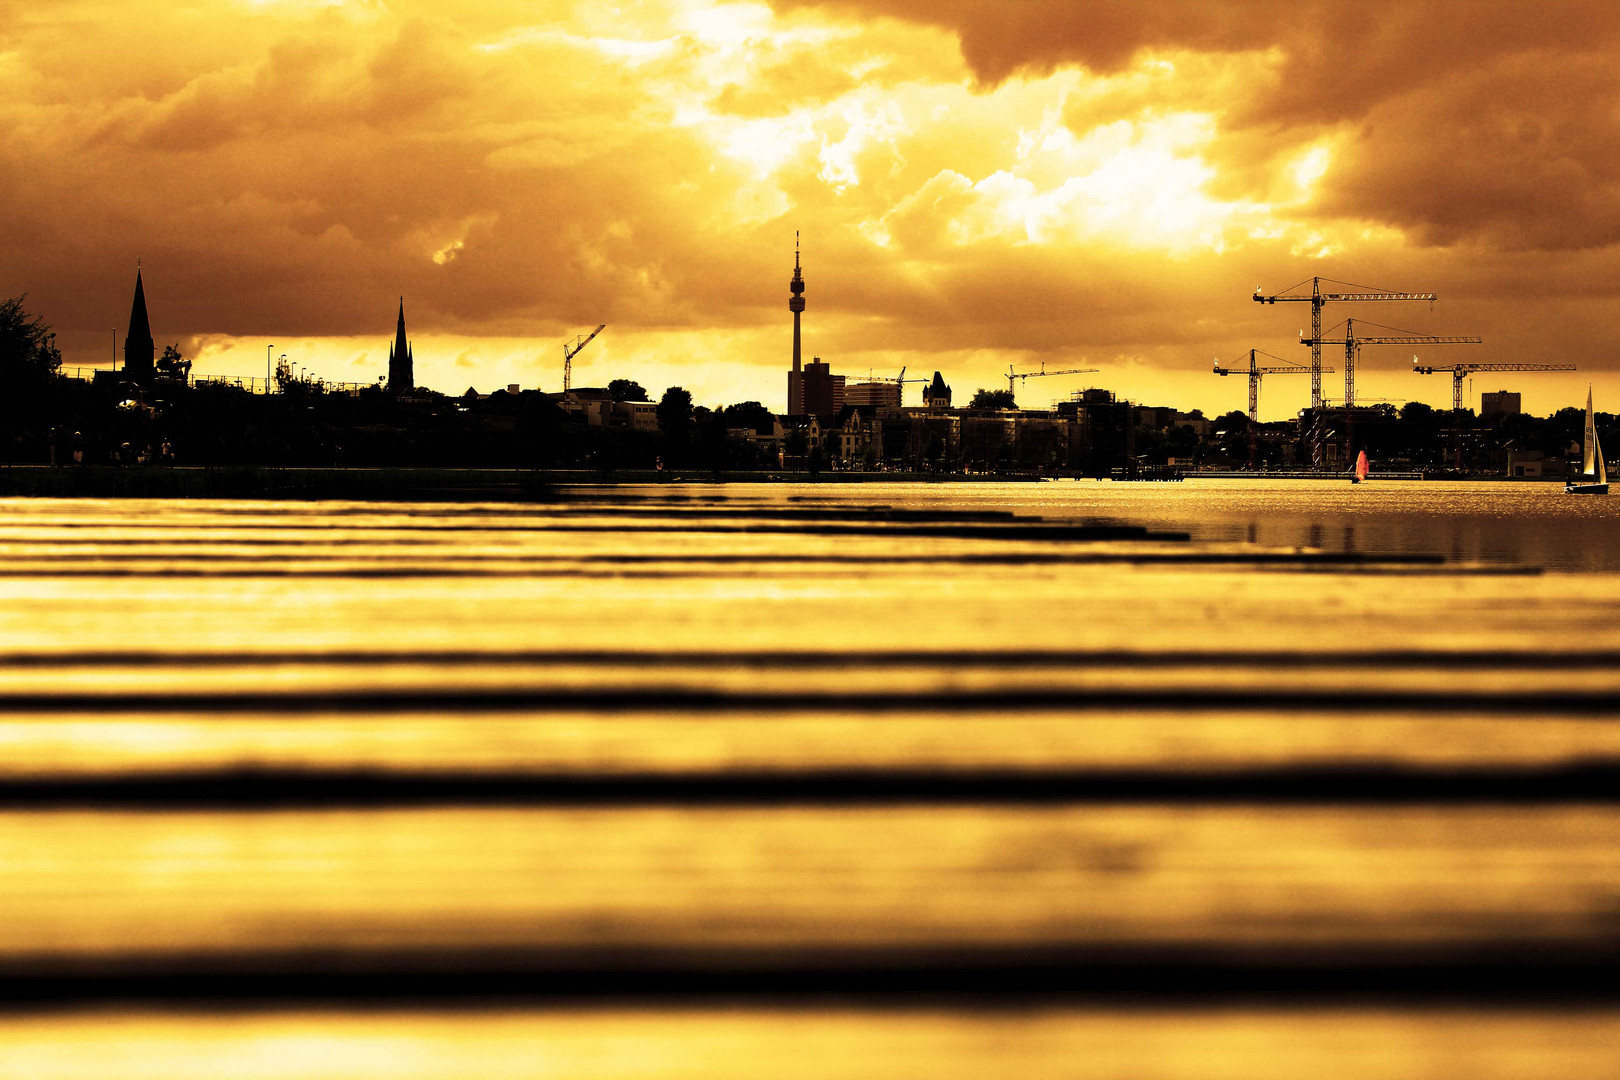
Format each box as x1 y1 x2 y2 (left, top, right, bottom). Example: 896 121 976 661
969 388 1016 409
157 344 191 381
609 379 648 402
1400 401 1437 425
694 407 731 473
721 400 774 432
518 391 568 467
1164 424 1199 458
1210 411 1249 459
784 427 808 463
1134 424 1167 464
0 295 62 386
657 386 693 456
1547 406 1586 455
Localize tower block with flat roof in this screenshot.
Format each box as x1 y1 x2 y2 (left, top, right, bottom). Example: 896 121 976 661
787 234 805 415
123 268 154 383
388 297 414 392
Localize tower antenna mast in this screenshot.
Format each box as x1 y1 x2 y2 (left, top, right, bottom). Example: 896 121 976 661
787 231 807 414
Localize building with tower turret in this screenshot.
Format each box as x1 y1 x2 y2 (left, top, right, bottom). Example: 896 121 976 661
388 298 414 392
922 371 951 410
124 268 154 383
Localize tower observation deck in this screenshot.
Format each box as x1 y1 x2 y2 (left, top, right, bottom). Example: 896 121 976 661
787 233 806 414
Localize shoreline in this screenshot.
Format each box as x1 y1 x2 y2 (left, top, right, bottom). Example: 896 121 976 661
0 465 1039 499
0 464 1566 499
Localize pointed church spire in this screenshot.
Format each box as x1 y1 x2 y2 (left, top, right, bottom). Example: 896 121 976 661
124 267 155 382
388 296 415 392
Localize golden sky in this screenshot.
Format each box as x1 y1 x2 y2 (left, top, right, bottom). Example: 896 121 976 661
5 0 1620 417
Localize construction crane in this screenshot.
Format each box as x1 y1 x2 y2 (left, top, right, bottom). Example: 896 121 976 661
1413 358 1575 469
853 365 927 405
892 365 929 406
1305 318 1481 411
1303 318 1480 460
1412 359 1576 412
1006 361 1099 398
1253 277 1436 413
1213 349 1335 466
562 324 605 393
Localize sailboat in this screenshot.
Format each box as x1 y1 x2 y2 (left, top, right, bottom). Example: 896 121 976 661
1349 449 1369 484
1566 387 1608 495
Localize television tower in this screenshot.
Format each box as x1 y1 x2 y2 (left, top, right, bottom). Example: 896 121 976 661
787 232 805 415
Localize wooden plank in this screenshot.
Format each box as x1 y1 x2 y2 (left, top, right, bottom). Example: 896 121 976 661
1 1008 1617 1080
1 806 1618 968
3 713 1620 780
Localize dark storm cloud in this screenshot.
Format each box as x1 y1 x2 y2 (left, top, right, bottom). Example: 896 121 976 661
4 0 1620 409
774 0 1620 250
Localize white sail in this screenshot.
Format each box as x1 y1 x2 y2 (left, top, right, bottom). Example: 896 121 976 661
1583 388 1597 477
1598 427 1608 486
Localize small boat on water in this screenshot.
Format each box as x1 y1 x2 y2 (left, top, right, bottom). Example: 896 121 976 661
1349 450 1369 484
1566 387 1609 495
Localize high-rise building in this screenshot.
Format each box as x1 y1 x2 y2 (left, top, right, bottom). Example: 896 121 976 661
1482 390 1521 417
787 234 806 414
799 358 845 415
388 297 414 393
123 268 154 383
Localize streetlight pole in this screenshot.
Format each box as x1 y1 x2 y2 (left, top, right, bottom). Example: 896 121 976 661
267 345 273 393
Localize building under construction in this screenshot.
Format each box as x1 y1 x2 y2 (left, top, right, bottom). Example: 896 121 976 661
844 381 900 408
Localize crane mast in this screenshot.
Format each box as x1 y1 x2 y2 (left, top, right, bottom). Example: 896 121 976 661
1254 277 1436 466
892 365 928 405
1213 349 1333 466
562 324 606 393
1412 360 1577 412
1305 319 1480 411
1412 359 1576 469
1302 319 1480 460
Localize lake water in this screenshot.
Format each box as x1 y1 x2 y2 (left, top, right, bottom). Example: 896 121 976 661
1 480 1618 1079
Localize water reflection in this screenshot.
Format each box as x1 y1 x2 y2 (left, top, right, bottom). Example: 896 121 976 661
0 488 1616 1078
795 479 1620 572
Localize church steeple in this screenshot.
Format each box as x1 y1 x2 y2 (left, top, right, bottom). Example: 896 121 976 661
388 296 414 392
124 267 155 382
